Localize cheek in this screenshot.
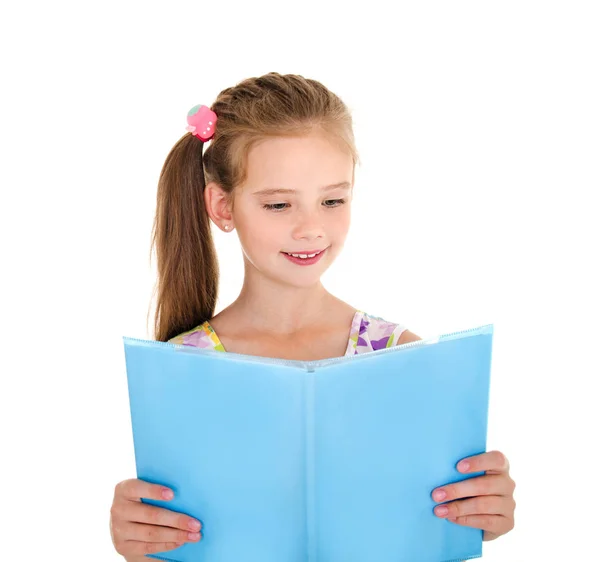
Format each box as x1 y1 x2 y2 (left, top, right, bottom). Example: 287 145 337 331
333 209 352 236
237 212 282 250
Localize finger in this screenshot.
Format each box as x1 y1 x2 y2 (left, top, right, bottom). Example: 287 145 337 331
117 521 202 544
432 473 515 503
457 450 510 474
434 495 515 520
112 499 202 533
115 478 175 503
121 539 187 556
447 513 514 535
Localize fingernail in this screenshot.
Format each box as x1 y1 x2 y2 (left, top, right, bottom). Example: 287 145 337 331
189 519 201 531
458 461 470 472
433 489 447 501
188 532 200 541
162 489 174 500
435 506 449 517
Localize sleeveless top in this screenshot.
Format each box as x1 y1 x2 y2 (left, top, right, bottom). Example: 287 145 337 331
167 310 407 357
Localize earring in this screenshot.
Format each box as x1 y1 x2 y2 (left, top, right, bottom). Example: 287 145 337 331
224 224 231 231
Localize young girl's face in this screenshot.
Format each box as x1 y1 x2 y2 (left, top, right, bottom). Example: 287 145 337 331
231 131 354 287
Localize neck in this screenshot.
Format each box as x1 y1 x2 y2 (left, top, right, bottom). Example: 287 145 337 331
228 278 340 336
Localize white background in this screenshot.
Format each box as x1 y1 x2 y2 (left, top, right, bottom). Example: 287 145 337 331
1 1 598 560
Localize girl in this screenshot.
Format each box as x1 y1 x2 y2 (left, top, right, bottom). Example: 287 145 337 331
110 72 516 560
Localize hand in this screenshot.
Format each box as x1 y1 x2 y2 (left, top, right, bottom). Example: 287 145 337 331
431 450 516 541
110 478 203 558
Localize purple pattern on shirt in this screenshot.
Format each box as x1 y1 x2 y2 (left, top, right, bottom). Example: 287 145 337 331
182 331 213 348
354 315 401 354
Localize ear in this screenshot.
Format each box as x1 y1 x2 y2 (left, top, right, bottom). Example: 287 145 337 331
204 182 234 232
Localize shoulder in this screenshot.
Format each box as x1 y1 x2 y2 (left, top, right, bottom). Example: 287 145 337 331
351 312 417 353
359 312 422 347
396 329 422 345
167 325 201 344
167 321 225 351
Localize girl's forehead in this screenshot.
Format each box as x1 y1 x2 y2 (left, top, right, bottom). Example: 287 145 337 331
249 132 346 155
244 136 353 180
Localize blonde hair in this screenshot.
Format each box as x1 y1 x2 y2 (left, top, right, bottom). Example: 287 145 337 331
149 72 360 342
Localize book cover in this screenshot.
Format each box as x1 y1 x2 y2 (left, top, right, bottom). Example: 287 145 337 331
123 324 493 561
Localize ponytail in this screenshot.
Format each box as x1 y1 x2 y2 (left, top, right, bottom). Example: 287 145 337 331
149 134 219 342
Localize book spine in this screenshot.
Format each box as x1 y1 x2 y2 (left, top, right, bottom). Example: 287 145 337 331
305 367 316 561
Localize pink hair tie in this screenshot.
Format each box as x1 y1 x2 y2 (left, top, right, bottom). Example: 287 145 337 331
185 104 217 141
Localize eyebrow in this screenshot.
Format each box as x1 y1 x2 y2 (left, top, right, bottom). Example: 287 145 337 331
252 181 352 196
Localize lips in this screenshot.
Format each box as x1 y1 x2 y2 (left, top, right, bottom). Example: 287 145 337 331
282 247 328 265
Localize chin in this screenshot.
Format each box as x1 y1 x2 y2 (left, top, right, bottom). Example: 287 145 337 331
278 255 335 287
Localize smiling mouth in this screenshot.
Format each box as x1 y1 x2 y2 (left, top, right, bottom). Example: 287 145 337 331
282 249 326 258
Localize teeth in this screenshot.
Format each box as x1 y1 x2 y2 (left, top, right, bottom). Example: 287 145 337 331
287 251 320 258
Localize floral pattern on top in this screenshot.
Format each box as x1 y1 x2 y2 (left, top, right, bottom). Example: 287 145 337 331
168 310 407 356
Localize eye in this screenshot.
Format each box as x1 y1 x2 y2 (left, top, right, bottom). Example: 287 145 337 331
262 199 347 212
324 199 346 207
262 203 289 211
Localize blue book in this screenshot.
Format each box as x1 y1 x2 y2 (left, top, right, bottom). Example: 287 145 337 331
123 323 493 562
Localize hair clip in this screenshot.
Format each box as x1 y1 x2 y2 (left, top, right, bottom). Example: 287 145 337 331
186 104 217 141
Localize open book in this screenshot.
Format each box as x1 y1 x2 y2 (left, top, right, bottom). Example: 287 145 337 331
123 323 493 562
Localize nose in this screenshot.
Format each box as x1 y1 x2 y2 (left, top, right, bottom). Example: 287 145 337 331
291 210 325 241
